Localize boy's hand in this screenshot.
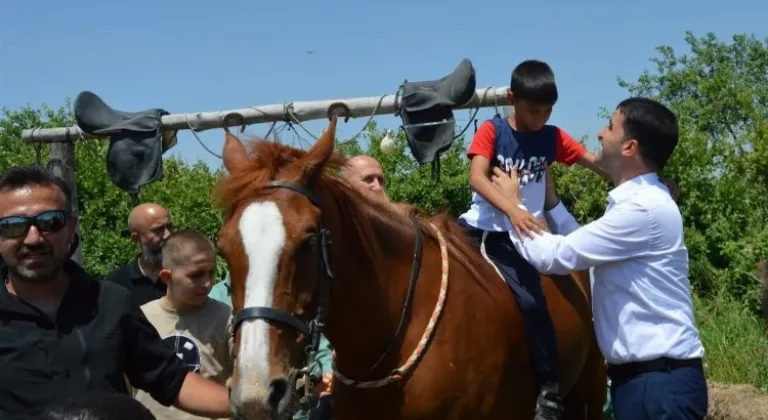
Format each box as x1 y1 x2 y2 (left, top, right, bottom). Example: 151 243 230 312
491 167 545 238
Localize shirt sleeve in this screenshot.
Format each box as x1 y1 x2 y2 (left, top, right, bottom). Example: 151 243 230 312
312 333 334 375
122 295 188 406
511 201 654 275
466 120 496 161
545 202 581 236
554 127 586 166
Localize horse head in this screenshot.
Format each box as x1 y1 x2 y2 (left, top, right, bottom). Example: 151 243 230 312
216 117 341 419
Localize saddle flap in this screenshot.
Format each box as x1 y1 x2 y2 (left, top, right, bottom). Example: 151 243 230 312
397 59 477 165
74 91 177 196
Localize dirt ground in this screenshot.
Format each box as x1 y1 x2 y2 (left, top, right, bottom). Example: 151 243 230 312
707 381 768 420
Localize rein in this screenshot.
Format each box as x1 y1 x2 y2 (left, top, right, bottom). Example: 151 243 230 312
229 179 450 416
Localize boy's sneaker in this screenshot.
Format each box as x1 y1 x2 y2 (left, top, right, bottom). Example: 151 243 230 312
534 388 563 420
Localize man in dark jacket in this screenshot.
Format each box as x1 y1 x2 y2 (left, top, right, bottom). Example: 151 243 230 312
0 165 231 420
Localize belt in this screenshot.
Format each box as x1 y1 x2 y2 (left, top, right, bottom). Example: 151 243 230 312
606 357 703 382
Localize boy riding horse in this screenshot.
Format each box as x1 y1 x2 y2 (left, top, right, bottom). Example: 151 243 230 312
457 59 606 420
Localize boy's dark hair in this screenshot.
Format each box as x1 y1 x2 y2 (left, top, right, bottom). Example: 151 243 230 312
41 392 156 420
510 60 558 105
616 97 679 171
161 229 216 268
0 165 73 212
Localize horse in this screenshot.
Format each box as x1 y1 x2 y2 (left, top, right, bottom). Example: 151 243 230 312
215 116 606 420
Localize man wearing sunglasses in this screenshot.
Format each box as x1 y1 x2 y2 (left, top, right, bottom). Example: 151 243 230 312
106 202 173 309
0 165 232 420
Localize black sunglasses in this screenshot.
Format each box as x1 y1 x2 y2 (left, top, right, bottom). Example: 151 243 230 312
0 210 70 239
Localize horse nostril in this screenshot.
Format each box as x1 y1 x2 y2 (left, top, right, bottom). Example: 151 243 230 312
268 377 289 408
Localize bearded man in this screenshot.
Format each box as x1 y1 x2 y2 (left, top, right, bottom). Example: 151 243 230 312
106 203 173 308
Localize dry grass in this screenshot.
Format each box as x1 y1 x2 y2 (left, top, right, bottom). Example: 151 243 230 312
707 381 768 420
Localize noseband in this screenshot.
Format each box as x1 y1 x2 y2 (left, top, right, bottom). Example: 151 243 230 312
229 179 428 417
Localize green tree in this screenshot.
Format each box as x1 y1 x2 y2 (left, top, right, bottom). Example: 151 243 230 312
614 31 768 311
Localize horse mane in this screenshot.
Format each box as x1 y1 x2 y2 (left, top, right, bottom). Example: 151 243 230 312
215 138 509 303
215 138 346 211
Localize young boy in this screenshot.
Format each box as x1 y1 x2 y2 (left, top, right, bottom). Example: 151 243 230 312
134 229 233 420
458 59 606 420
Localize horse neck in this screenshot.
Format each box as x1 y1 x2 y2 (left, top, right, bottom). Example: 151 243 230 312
319 189 423 376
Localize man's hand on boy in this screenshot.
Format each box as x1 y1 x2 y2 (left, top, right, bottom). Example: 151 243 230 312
490 167 545 239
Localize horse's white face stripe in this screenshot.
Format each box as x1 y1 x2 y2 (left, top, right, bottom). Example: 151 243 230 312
237 201 286 383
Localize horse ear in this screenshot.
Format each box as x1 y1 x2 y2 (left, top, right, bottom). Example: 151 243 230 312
295 116 337 184
222 132 249 171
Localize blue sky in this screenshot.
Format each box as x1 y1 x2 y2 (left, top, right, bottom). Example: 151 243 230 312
1 0 765 171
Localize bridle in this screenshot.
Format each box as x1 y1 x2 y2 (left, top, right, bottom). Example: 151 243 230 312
228 179 427 418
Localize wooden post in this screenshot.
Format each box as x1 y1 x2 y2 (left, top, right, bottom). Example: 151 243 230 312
48 141 83 264
20 87 511 143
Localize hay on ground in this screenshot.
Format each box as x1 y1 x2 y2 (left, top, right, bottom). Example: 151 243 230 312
707 381 768 420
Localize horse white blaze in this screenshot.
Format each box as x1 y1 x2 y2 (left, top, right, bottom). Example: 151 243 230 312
237 201 286 387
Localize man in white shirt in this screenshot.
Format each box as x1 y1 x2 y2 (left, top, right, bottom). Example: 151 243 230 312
492 97 707 420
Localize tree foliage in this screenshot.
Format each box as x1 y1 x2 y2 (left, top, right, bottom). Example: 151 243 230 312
1 31 766 316
614 32 768 310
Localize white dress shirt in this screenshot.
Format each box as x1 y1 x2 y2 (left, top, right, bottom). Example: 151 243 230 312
511 173 705 364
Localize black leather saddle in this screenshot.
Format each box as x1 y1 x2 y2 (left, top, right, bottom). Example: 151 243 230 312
396 59 477 180
73 91 177 201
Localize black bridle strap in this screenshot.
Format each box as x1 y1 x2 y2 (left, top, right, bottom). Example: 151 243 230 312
233 307 311 336
264 180 322 207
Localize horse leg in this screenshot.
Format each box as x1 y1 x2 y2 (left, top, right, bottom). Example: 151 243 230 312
563 338 607 420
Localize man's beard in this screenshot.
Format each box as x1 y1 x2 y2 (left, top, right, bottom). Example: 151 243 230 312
8 245 64 284
142 244 163 265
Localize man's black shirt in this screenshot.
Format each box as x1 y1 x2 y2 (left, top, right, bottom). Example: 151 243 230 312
0 260 188 420
105 257 167 309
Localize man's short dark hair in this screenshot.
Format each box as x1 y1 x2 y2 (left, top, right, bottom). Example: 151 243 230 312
0 165 73 212
616 97 679 171
510 60 558 105
41 392 156 420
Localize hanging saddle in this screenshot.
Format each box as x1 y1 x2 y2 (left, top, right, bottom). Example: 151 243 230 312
396 59 477 181
73 91 177 201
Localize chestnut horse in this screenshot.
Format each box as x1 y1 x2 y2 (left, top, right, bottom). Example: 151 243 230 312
216 117 606 420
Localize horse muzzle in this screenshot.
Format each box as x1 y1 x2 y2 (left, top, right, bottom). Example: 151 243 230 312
228 375 303 420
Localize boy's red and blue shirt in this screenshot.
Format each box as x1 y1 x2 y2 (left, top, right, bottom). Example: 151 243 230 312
459 117 586 233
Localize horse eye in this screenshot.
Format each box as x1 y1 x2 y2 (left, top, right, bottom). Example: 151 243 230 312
299 232 317 249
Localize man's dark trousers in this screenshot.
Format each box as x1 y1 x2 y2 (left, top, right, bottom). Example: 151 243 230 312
609 362 707 419
460 221 560 387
